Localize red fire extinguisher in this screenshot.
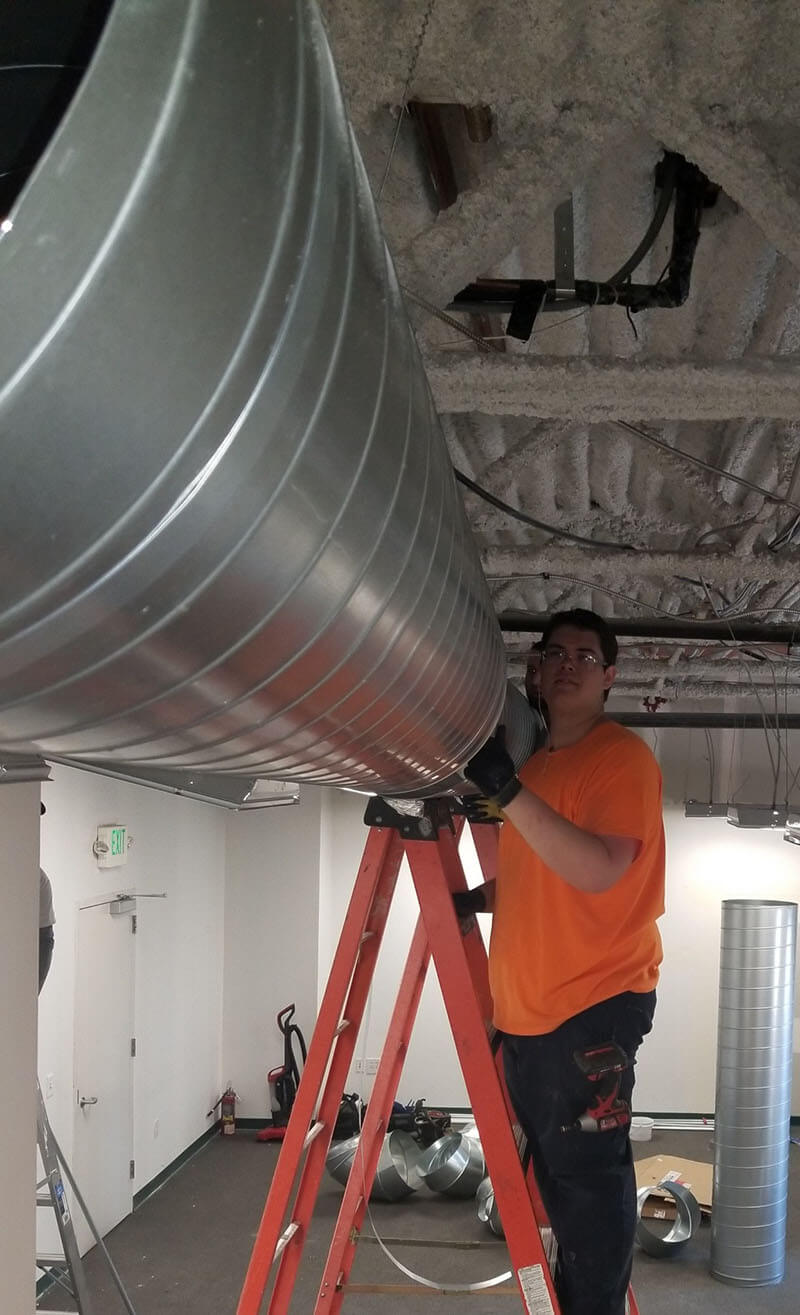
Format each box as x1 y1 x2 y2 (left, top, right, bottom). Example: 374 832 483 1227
207 1084 238 1136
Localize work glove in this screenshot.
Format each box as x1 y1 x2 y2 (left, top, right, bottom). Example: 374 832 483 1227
461 795 505 825
464 729 522 807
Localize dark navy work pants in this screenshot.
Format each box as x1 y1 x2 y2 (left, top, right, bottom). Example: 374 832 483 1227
503 990 656 1315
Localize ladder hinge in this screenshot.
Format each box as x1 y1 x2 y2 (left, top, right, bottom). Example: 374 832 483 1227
129 1159 135 1180
131 1038 137 1058
131 914 138 934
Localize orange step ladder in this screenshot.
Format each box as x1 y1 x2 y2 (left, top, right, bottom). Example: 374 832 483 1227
236 797 640 1315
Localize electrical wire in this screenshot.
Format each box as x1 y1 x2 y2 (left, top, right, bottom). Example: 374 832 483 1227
769 660 784 807
617 420 800 514
454 470 637 552
525 307 592 342
695 517 758 547
403 286 500 352
703 727 715 803
485 571 712 617
700 578 782 806
607 156 678 286
767 511 800 552
413 301 592 352
784 637 796 808
377 0 438 201
352 954 512 1294
487 573 800 627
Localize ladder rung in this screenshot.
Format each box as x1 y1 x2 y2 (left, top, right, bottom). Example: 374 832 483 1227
274 1221 300 1263
303 1120 325 1149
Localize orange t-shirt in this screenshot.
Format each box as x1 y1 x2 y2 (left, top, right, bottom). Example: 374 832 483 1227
489 720 665 1035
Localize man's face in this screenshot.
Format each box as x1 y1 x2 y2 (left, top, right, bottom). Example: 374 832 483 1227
529 624 616 714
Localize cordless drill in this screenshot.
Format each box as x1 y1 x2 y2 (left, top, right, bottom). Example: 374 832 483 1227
561 1042 631 1133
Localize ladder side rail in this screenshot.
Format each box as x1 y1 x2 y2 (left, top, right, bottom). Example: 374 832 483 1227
314 914 431 1314
459 822 552 1226
467 815 499 881
437 824 495 1021
405 833 561 1314
238 826 405 1315
36 1083 95 1315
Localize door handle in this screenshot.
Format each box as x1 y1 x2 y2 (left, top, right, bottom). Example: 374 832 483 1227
79 1095 98 1108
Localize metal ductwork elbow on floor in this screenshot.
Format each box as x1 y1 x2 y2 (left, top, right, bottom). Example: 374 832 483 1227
0 0 532 797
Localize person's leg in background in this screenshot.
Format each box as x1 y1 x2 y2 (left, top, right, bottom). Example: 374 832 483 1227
503 992 655 1315
38 926 54 994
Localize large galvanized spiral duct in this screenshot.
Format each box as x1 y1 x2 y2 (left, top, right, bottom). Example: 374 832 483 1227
711 900 798 1286
0 0 520 796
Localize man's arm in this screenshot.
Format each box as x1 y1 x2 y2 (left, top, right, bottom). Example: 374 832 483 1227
501 790 640 894
464 734 640 894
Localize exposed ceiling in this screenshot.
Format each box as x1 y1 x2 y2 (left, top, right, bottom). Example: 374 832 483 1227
324 0 800 713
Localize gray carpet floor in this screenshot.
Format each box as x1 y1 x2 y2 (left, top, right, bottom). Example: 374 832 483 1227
39 1128 799 1314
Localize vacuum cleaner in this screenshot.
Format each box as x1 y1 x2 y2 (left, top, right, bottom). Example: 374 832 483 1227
257 1003 307 1143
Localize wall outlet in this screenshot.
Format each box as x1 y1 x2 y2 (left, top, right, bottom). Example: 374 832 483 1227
354 1058 365 1074
44 1074 55 1100
153 1119 159 1139
365 1058 379 1075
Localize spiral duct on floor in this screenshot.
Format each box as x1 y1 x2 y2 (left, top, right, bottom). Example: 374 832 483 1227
711 899 797 1286
0 0 517 796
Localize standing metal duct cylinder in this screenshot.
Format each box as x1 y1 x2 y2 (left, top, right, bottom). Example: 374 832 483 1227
0 0 507 794
711 899 797 1286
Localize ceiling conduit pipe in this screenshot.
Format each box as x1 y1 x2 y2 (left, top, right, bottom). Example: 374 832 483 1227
0 0 528 796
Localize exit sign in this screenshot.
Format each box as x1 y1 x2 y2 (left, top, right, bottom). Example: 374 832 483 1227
96 824 128 868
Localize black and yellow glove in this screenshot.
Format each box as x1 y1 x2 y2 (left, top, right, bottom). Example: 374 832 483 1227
461 795 505 825
464 729 522 807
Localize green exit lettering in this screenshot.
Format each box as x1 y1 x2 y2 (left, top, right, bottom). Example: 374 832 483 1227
111 827 126 856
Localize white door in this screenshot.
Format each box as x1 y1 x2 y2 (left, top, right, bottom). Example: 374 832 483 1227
73 899 135 1253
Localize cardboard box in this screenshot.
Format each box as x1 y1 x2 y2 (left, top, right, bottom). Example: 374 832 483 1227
634 1155 713 1218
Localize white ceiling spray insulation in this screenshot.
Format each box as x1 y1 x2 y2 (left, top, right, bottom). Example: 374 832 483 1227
0 0 512 794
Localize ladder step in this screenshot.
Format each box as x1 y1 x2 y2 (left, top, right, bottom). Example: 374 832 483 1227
274 1221 300 1263
303 1121 326 1149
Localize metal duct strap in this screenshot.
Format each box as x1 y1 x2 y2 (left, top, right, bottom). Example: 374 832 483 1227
711 899 797 1286
0 0 507 795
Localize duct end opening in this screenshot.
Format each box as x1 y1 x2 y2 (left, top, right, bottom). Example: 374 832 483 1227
0 0 114 219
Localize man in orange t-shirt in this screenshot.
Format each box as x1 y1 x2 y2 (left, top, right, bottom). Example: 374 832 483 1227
462 609 665 1315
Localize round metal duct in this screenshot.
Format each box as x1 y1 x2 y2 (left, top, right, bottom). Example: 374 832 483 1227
635 1181 700 1258
0 0 508 794
710 899 797 1287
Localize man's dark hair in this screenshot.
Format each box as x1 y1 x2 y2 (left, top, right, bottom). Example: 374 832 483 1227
538 608 619 667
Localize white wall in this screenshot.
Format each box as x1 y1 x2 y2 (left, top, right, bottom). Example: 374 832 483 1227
636 806 800 1113
37 764 227 1194
0 783 40 1313
318 789 484 1109
223 789 322 1118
